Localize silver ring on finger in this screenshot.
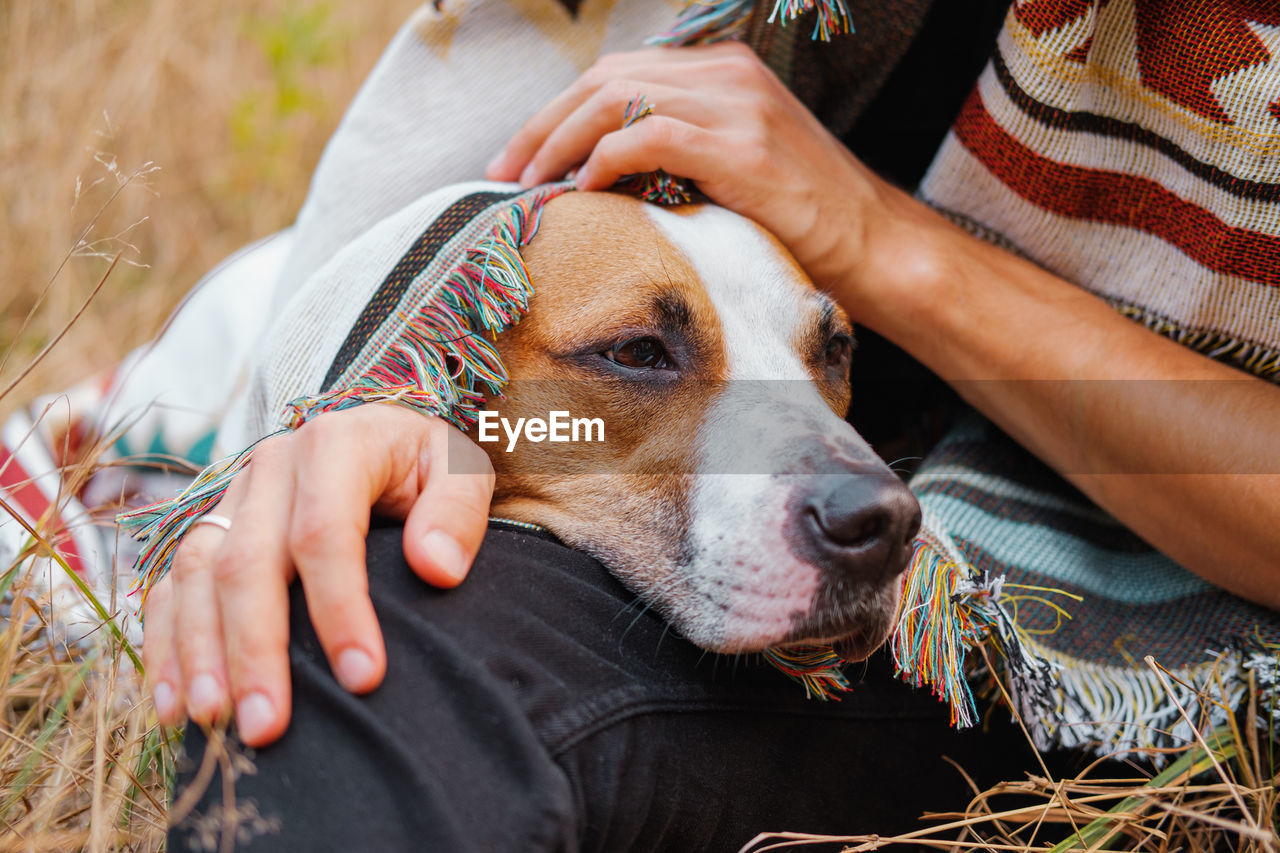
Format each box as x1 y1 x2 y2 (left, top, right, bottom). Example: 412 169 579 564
193 513 233 533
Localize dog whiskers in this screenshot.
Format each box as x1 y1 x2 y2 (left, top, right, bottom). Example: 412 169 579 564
617 599 657 650
612 569 699 650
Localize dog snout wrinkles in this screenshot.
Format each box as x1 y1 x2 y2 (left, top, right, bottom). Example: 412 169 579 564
804 474 922 587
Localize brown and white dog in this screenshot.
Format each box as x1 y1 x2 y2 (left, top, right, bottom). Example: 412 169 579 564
474 191 921 661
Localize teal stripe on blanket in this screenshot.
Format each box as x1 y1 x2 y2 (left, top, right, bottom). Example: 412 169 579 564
911 467 1118 525
918 493 1214 603
113 428 218 467
186 430 216 467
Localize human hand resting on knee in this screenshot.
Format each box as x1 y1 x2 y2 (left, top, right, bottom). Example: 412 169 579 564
142 404 495 746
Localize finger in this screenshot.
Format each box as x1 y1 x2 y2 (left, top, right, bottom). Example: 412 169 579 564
287 415 394 695
485 48 693 181
142 575 184 727
212 437 296 747
488 44 760 182
518 80 712 188
401 418 495 589
575 117 722 192
173 499 239 725
485 60 633 182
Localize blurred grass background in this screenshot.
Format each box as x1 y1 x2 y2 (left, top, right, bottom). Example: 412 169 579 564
1 0 410 417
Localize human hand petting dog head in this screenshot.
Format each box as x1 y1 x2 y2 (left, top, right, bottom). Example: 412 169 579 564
486 42 938 320
142 405 494 746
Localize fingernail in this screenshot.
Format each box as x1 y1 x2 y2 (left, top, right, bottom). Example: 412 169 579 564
188 673 224 717
423 529 467 583
236 692 276 743
335 647 377 692
153 681 176 721
519 163 538 188
486 148 508 177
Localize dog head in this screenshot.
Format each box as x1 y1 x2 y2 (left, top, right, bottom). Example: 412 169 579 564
479 191 920 661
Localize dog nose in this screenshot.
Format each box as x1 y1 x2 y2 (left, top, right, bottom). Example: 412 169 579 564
804 474 922 586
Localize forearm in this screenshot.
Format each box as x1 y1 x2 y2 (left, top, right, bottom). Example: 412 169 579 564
838 190 1280 610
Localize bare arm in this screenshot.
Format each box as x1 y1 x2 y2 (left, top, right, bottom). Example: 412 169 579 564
845 185 1280 609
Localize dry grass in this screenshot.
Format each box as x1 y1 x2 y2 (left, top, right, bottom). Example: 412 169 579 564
2 1 1278 851
1 0 407 418
741 653 1279 853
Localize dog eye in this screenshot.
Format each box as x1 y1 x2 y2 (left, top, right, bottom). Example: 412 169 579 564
605 337 674 370
824 333 852 367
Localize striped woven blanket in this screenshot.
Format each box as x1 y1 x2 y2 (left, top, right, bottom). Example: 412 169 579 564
904 0 1280 754
908 414 1280 753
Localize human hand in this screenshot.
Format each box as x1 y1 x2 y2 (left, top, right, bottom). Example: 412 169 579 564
485 42 937 309
142 403 495 746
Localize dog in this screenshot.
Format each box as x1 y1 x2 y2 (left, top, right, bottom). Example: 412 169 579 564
167 187 945 851
228 186 923 664
469 190 921 662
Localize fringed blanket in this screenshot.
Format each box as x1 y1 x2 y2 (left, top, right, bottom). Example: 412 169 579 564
906 0 1280 755
3 0 1277 760
909 414 1280 752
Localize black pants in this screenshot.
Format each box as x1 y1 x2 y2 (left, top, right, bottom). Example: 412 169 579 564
170 522 1061 852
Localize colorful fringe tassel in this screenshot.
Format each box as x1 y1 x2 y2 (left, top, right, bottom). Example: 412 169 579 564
763 645 850 700
118 185 572 599
766 0 852 41
648 0 753 45
649 0 852 46
614 97 694 206
890 518 1059 727
117 437 273 607
291 188 567 430
766 517 1059 719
